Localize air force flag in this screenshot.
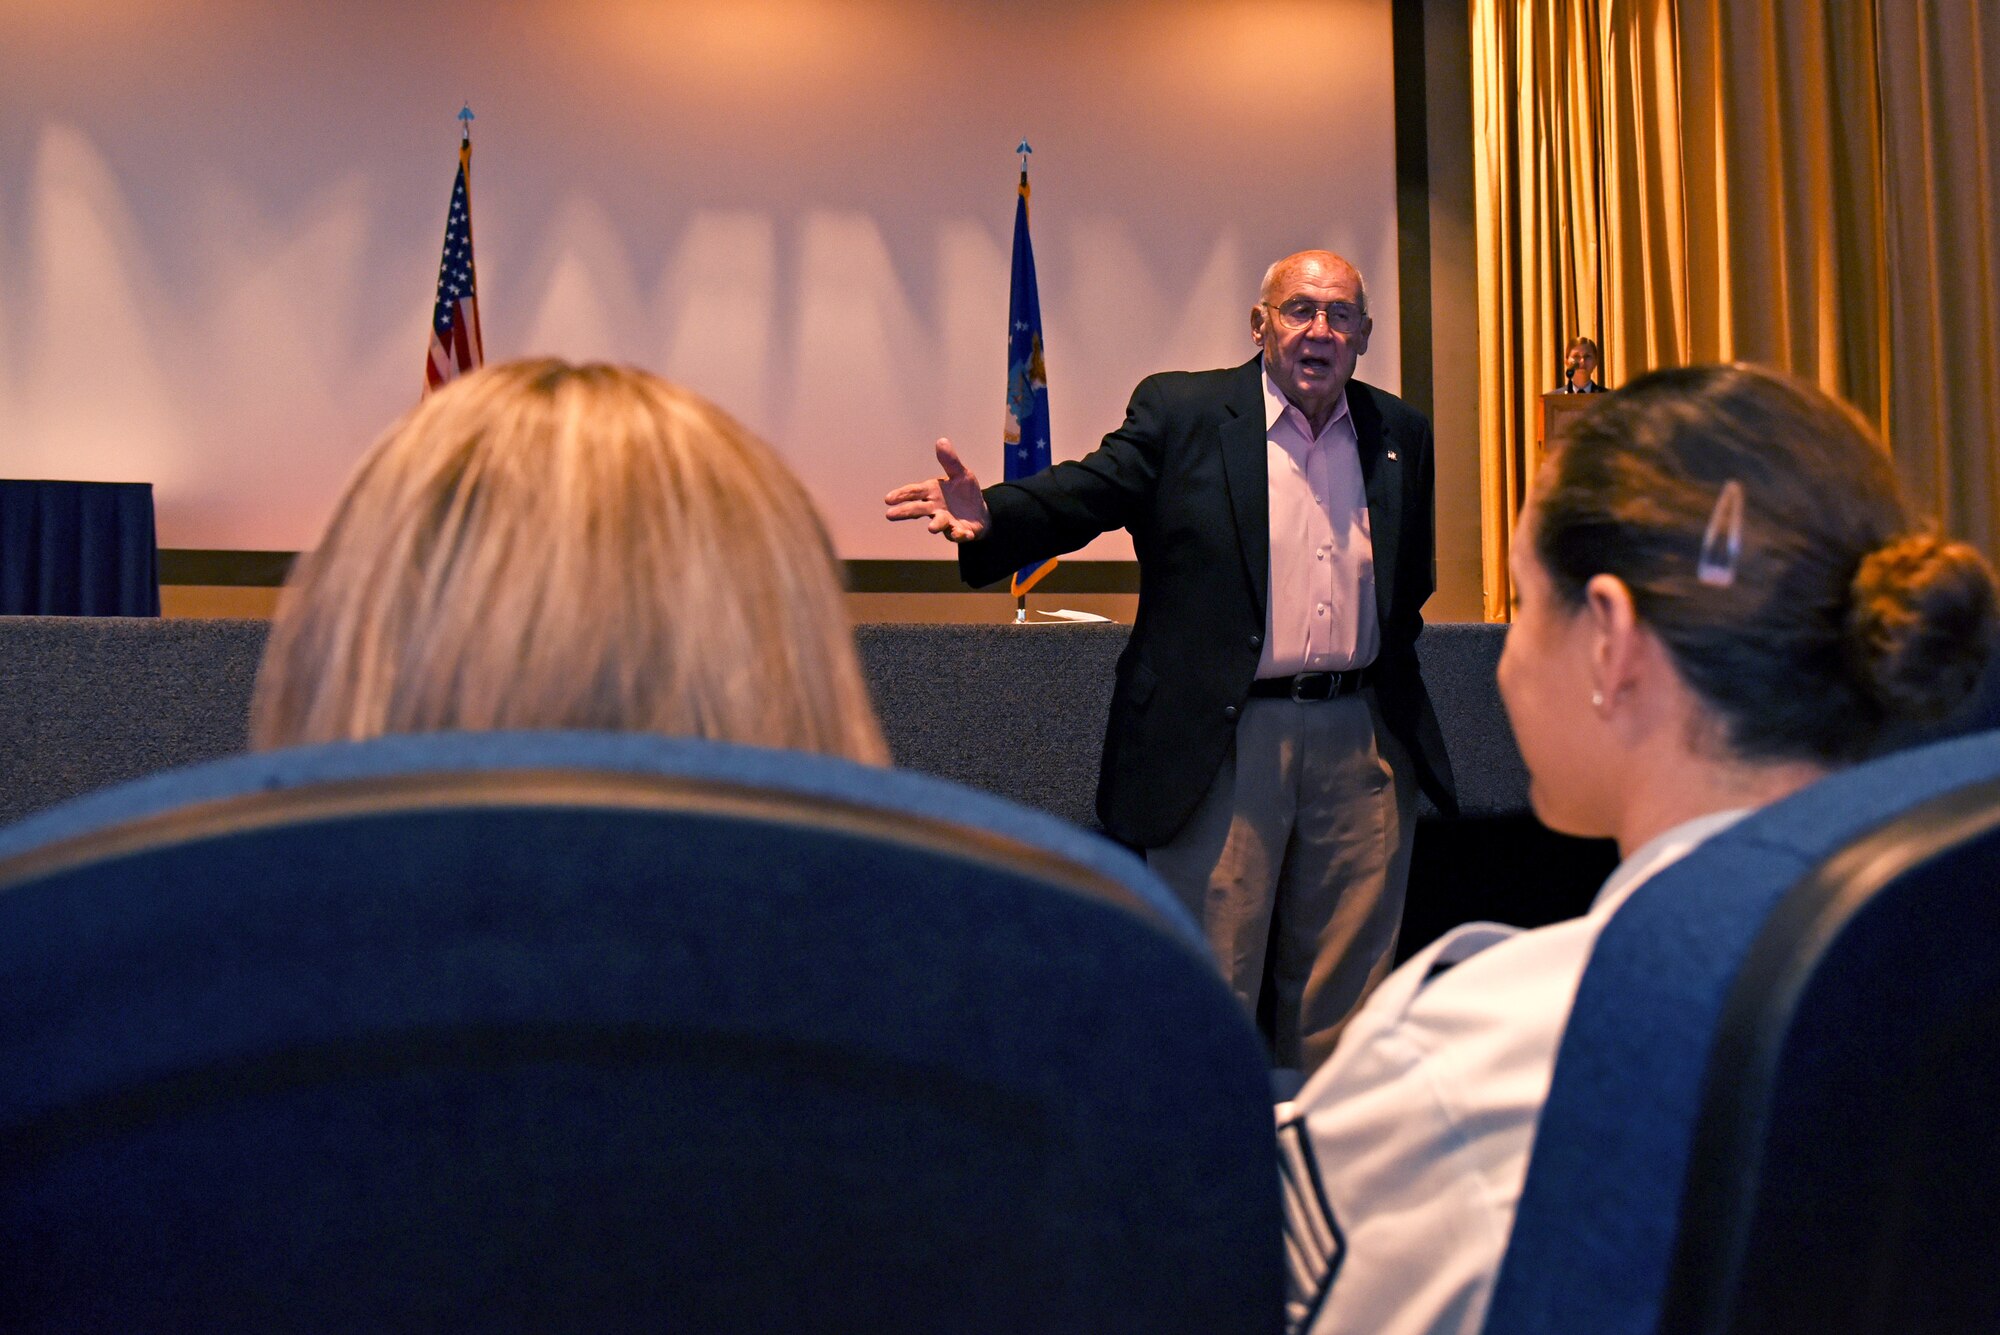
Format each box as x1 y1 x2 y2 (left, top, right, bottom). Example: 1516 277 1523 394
1005 145 1056 597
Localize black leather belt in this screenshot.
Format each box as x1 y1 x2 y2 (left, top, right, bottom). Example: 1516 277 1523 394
1246 667 1374 702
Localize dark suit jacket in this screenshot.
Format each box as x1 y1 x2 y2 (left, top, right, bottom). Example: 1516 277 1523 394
961 356 1458 847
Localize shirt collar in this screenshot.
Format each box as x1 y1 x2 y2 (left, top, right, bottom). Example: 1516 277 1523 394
1262 365 1350 441
1590 807 1754 919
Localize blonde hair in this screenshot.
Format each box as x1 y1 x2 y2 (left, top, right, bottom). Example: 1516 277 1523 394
251 359 889 764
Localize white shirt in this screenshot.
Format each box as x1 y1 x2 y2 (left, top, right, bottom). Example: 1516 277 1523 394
1276 808 1752 1335
1258 370 1377 677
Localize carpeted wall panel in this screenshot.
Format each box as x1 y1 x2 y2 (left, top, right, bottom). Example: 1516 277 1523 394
0 617 1534 831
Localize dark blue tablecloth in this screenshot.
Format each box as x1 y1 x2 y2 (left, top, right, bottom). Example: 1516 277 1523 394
0 480 161 616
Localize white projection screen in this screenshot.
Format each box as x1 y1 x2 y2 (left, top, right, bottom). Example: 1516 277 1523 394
0 0 1400 559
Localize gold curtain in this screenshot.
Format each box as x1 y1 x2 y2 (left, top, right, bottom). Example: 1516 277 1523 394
1474 0 2000 616
1875 1 2000 554
1676 0 1890 407
1472 0 1686 620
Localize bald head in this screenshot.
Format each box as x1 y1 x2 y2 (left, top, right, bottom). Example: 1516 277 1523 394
1260 251 1368 317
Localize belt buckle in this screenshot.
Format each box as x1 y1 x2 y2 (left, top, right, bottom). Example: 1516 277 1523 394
1291 672 1336 702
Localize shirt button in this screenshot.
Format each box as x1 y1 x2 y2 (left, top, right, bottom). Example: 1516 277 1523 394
1222 705 1239 721
1316 603 1327 616
1316 551 1326 562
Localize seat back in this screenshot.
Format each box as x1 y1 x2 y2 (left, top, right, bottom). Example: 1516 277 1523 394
1482 730 2000 1335
0 733 1281 1335
1660 775 2000 1334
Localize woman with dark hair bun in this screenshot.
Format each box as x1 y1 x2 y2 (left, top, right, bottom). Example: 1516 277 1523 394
1530 364 1993 771
1277 364 1997 1335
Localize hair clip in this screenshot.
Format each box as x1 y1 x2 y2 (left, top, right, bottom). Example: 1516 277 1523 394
1697 480 1744 587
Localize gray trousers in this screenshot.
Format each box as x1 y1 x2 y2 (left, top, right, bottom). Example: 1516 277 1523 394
1147 689 1417 1073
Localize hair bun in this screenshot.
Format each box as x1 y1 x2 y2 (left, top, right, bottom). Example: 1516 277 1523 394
1847 533 2000 721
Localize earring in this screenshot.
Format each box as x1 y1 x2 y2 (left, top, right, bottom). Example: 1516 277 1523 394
1591 690 1604 708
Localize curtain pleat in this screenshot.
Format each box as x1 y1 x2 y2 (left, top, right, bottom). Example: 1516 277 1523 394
1473 0 1522 620
1878 0 2000 554
1672 0 1889 411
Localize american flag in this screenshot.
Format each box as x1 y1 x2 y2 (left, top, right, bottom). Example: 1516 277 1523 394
424 139 483 391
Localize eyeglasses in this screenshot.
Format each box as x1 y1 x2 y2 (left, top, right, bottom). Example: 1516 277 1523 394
1263 299 1366 333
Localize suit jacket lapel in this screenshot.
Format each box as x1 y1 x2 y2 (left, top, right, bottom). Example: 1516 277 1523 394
1346 381 1399 621
1217 358 1270 615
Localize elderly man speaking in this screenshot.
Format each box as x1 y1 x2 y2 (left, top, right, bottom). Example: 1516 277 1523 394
886 250 1455 1071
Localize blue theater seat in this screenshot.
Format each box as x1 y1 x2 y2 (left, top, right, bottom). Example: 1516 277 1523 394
1483 729 2000 1335
0 733 1281 1334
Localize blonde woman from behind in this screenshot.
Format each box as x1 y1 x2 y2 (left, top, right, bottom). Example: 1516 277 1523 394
251 359 886 764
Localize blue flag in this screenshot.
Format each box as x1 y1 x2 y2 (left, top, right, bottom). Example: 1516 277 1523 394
1005 162 1056 597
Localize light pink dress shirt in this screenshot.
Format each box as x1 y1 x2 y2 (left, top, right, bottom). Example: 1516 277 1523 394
1256 368 1379 677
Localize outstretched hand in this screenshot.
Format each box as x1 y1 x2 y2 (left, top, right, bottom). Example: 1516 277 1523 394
883 437 991 543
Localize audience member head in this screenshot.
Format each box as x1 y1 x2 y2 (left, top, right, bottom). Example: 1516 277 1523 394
251 359 889 764
1563 336 1601 388
1500 363 1996 844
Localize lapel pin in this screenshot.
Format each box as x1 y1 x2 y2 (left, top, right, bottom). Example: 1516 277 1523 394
1386 450 1398 461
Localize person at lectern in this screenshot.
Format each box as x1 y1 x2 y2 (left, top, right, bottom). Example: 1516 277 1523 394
1556 335 1605 392
884 250 1456 1072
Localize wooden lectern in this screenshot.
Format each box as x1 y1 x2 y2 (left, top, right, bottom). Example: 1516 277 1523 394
1538 391 1601 456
